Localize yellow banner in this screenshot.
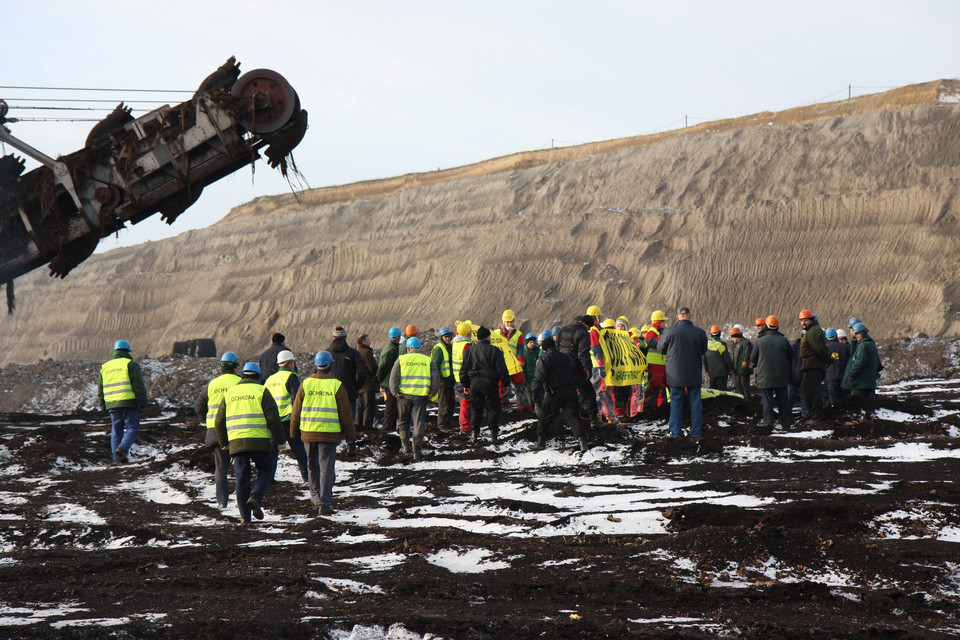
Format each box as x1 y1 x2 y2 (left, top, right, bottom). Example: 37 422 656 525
599 329 647 386
472 327 523 376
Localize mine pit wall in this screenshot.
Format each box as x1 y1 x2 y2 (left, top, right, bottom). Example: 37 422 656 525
2 103 960 366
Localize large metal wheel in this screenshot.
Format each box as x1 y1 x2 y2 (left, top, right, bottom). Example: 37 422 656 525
231 69 297 134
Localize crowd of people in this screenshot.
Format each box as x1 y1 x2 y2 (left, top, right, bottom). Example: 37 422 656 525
96 306 881 525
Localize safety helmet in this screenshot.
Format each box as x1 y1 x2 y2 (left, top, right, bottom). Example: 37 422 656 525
552 325 562 336
848 317 861 328
765 315 780 329
388 327 402 339
601 318 616 329
641 324 651 333
837 329 848 339
729 326 742 336
538 330 553 343
709 325 721 335
114 339 131 351
438 327 453 337
456 322 472 336
851 322 867 334
733 323 745 333
276 350 296 365
502 309 516 322
405 324 418 336
314 351 334 367
242 362 261 376
405 337 422 350
754 317 766 327
524 332 537 342
586 304 602 317
220 351 239 364
799 309 814 320
629 327 640 337
825 328 838 339
650 310 667 323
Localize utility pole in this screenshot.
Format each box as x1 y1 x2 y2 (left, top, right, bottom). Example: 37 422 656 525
849 84 852 100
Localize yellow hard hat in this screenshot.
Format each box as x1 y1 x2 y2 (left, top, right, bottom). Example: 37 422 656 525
641 324 651 333
457 321 472 336
616 315 629 325
629 327 640 337
586 304 602 317
651 310 667 323
502 309 515 322
601 318 615 329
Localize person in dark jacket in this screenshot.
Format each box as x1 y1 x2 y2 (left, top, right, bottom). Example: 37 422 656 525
557 315 601 428
264 350 305 483
515 333 539 412
327 325 367 455
259 332 288 382
787 336 805 418
530 333 587 453
376 327 403 434
703 325 734 390
195 351 242 507
460 326 511 445
824 328 850 405
215 362 284 525
657 307 708 438
798 310 831 422
750 316 794 430
356 334 379 432
842 322 880 406
729 326 754 399
98 339 149 464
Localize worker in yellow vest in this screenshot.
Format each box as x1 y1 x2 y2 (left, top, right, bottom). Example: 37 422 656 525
194 351 241 508
431 328 456 433
452 321 474 433
265 350 307 482
97 339 148 464
641 310 670 412
214 362 284 525
390 337 440 459
290 351 356 516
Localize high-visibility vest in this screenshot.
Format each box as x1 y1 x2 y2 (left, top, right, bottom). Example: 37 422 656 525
205 373 241 430
496 328 521 354
101 358 136 403
452 340 471 383
265 369 295 420
431 342 453 378
398 352 432 396
224 384 269 441
707 339 726 355
299 377 342 434
646 327 666 366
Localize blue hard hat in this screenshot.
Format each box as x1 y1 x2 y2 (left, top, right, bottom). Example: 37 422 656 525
525 332 537 341
388 327 402 339
552 325 561 335
825 328 837 339
114 339 131 351
315 351 334 366
242 362 261 376
851 322 867 334
848 317 861 328
438 327 453 337
405 337 422 349
539 330 553 343
220 351 240 364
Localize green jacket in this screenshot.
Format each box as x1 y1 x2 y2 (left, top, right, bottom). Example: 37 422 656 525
97 350 148 410
800 322 831 371
842 335 879 390
751 329 794 389
521 343 540 387
376 340 400 387
703 338 733 378
731 338 753 376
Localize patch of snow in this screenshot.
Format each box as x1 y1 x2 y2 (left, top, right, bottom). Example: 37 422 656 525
425 547 510 573
42 503 106 525
337 552 408 572
313 576 385 594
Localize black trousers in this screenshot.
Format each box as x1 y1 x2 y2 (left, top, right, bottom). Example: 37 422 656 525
381 389 398 432
538 390 583 440
469 380 501 435
576 367 598 418
801 368 825 420
437 379 456 430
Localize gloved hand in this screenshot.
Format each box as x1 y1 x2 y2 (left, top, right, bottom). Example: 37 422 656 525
517 356 526 366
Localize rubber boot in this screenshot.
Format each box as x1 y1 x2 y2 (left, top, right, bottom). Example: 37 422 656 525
579 437 588 454
530 435 545 451
411 438 419 461
470 430 480 445
490 428 499 445
399 431 411 455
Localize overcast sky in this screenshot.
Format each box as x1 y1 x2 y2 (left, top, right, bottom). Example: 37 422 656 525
4 1 960 250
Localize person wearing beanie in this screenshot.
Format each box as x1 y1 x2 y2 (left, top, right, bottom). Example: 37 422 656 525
259 332 289 382
530 334 587 453
460 325 510 445
326 325 367 456
195 351 242 508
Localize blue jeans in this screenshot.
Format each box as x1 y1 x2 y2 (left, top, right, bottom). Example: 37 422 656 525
668 386 703 437
233 450 272 520
307 441 338 507
109 408 140 459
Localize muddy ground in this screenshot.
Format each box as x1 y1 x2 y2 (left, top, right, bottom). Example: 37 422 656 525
2 377 960 639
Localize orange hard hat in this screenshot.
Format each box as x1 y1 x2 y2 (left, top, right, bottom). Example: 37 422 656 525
709 325 721 334
729 326 742 336
798 309 814 320
765 315 779 328
754 317 766 327
405 324 418 336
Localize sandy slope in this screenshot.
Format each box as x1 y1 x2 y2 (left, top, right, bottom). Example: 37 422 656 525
3 82 960 365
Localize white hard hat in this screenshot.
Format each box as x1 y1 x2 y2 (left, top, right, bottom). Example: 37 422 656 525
276 350 296 365
733 324 744 332
836 329 847 339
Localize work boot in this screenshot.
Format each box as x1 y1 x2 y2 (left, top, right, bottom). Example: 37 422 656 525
579 437 589 454
246 497 264 520
411 438 419 461
530 435 546 451
399 431 411 455
589 416 603 430
470 430 481 445
115 447 128 464
490 429 499 445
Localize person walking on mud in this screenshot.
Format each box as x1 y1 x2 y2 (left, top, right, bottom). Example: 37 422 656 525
98 339 148 464
195 351 242 508
215 362 284 525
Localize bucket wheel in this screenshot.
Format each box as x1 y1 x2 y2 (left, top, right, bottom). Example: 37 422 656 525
231 69 297 134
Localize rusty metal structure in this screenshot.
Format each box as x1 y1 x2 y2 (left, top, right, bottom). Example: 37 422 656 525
0 57 307 310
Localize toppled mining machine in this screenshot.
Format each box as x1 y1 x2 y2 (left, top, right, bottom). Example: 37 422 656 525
0 57 307 311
